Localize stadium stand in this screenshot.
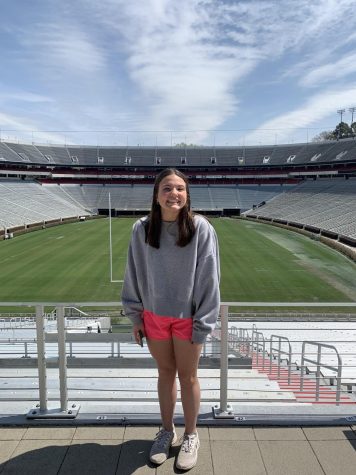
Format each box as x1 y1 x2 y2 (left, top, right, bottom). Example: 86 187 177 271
40 183 291 213
0 142 23 162
237 320 356 388
1 138 356 167
35 144 72 165
0 138 355 244
0 179 91 230
2 143 46 164
245 177 356 240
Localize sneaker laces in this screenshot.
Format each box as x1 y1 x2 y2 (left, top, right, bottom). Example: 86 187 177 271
153 429 173 450
180 433 197 453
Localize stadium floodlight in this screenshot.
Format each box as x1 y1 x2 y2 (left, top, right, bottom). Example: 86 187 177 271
337 109 345 123
349 107 356 125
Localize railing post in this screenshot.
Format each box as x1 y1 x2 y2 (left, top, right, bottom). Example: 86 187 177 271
287 341 292 385
300 342 306 391
35 304 47 411
269 336 273 375
57 305 68 412
52 305 80 418
220 304 228 412
27 304 50 418
251 324 256 348
336 354 342 406
255 330 259 366
300 341 342 404
316 345 321 402
277 338 281 379
213 304 234 419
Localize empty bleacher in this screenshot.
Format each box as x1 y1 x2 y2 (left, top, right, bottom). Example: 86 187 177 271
246 177 356 239
45 184 289 213
35 145 72 166
4 143 47 165
0 180 91 230
2 139 356 167
237 320 356 389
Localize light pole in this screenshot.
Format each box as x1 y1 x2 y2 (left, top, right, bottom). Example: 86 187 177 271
337 109 346 140
337 108 345 123
349 107 356 124
349 107 356 137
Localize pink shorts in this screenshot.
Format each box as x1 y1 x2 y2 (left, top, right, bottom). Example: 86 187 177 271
143 310 192 341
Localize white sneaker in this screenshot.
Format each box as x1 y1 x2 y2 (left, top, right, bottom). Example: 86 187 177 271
176 432 200 470
149 426 177 465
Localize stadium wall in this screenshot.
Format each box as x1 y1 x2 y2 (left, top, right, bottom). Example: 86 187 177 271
0 215 104 240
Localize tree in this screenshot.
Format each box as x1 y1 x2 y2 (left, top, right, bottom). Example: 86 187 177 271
311 130 335 142
173 142 199 148
312 121 356 142
333 121 351 139
351 122 356 137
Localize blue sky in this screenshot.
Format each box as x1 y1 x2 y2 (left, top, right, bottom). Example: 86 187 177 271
1 0 356 146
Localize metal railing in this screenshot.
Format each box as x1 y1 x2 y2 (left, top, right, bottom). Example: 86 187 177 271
1 301 356 422
269 334 292 384
251 328 266 369
300 341 342 404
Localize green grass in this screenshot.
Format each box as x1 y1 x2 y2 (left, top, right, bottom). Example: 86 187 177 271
216 219 355 303
0 218 355 311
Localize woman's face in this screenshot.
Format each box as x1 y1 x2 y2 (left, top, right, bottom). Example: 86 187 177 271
157 174 188 221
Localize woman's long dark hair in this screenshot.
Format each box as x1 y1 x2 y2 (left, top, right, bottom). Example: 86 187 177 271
145 168 196 248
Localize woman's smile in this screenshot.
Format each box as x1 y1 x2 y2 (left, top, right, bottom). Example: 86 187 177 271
157 175 187 220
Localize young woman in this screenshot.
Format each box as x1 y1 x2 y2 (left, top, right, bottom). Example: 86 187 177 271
121 168 220 470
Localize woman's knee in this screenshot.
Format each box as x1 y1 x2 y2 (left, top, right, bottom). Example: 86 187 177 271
178 371 199 388
157 365 177 381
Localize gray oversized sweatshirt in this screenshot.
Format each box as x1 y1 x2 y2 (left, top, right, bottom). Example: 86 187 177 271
121 214 220 343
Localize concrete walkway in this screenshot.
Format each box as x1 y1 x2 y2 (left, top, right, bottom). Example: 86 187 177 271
1 424 356 474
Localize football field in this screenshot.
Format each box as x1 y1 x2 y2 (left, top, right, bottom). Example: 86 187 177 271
0 217 355 308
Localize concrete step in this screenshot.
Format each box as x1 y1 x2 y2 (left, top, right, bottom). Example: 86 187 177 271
251 351 356 406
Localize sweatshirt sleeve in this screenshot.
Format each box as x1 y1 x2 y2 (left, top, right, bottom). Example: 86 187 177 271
192 221 220 344
121 224 144 325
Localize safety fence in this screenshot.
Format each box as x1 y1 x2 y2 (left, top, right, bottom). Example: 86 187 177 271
0 302 356 423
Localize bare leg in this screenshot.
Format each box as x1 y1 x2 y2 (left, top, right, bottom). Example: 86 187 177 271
147 338 177 431
173 338 203 434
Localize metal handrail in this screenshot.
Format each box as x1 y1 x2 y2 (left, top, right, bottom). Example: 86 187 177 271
300 341 342 404
269 334 292 384
229 326 239 351
229 327 250 356
252 329 266 369
1 301 356 419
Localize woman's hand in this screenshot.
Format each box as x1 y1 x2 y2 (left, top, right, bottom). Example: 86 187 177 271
133 323 145 345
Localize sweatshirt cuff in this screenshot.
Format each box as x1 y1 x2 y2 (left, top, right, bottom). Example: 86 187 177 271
127 315 143 326
192 329 210 344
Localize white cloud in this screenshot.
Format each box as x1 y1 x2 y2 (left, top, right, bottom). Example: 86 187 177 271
244 85 356 144
2 0 356 144
84 0 356 139
0 91 54 104
301 52 356 87
19 23 107 75
0 111 67 144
